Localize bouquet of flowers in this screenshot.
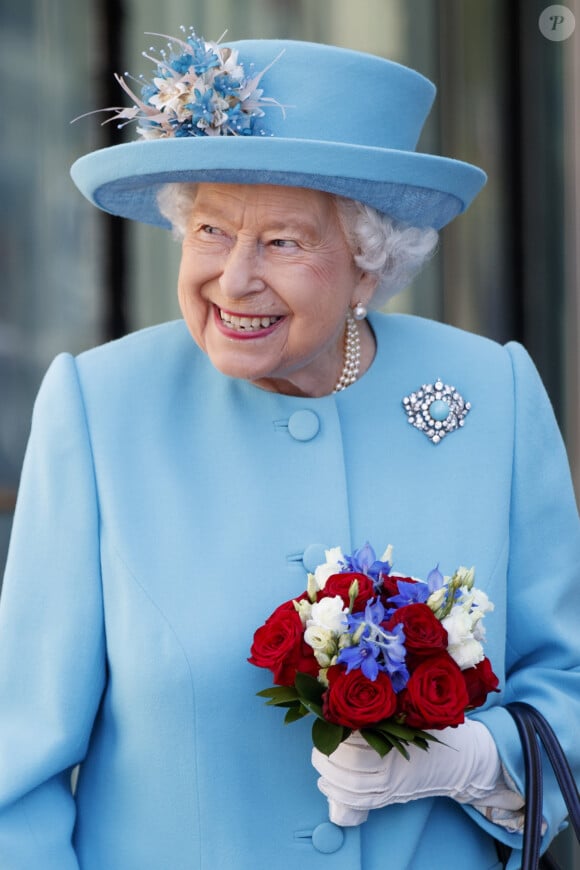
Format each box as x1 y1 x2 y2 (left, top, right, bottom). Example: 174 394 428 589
249 543 499 757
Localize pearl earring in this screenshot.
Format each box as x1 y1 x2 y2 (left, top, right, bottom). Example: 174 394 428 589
352 301 367 321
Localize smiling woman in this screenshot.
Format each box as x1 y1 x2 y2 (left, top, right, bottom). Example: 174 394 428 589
0 30 578 870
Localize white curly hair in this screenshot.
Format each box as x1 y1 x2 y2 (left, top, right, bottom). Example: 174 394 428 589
157 183 438 307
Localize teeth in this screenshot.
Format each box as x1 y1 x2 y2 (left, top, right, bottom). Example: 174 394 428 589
219 310 281 331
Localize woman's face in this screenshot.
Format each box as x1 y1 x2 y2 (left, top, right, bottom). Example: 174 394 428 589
177 183 375 396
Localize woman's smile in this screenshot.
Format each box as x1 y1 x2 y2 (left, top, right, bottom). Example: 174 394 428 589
215 305 284 338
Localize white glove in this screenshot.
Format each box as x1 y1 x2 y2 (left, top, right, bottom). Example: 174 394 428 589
312 719 501 826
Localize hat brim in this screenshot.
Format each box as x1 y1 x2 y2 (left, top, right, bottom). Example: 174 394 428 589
71 136 486 231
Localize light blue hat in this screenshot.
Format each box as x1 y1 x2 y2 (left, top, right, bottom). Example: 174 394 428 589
70 35 486 230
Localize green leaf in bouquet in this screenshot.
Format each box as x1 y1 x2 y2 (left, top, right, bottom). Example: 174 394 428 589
284 704 310 724
376 721 440 748
368 720 443 758
312 718 348 756
373 720 422 741
408 728 442 748
411 731 441 750
294 672 325 718
294 672 325 705
359 729 396 758
372 727 413 759
386 735 412 759
298 697 324 719
256 686 299 704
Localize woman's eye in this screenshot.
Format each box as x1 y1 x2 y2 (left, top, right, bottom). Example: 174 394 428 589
201 225 222 236
270 238 298 248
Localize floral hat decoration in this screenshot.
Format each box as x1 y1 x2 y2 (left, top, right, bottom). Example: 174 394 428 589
71 28 486 231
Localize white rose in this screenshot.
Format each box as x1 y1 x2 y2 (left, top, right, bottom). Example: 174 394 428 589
472 613 487 643
471 588 494 614
304 625 334 652
307 596 348 634
441 607 472 647
448 638 485 670
312 547 345 592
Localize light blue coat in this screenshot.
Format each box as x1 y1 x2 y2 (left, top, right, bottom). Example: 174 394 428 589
1 312 579 869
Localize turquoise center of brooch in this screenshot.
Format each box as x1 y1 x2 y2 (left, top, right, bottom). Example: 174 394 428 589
429 399 451 422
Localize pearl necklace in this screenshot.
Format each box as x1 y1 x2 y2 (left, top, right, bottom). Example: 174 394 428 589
332 313 361 393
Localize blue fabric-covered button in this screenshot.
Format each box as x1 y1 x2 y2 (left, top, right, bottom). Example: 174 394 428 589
312 822 344 853
288 410 320 441
302 543 329 573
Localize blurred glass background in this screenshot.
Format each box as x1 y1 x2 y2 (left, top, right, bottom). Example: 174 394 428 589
0 2 578 859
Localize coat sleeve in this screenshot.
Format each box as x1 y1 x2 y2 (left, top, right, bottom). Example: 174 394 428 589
464 341 580 864
0 353 106 869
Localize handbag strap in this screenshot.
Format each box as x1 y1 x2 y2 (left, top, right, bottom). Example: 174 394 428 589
506 703 544 868
509 703 580 841
505 702 580 869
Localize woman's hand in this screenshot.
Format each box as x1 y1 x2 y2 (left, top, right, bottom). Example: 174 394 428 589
312 719 502 826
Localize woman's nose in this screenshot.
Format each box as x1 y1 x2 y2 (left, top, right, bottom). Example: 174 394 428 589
218 240 265 298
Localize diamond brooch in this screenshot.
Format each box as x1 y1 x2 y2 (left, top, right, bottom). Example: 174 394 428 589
402 379 471 445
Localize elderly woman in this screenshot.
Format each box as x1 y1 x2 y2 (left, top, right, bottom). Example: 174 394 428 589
0 33 578 870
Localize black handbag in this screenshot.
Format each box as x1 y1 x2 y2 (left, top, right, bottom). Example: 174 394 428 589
495 702 580 869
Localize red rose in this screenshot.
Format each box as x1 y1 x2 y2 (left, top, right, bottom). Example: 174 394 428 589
276 639 320 686
319 572 374 612
399 652 469 729
323 665 397 729
386 603 448 658
249 604 318 686
462 657 500 709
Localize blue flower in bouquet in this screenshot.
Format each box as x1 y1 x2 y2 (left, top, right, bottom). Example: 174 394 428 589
387 579 430 608
387 563 445 609
338 599 409 688
341 542 392 585
339 637 381 680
